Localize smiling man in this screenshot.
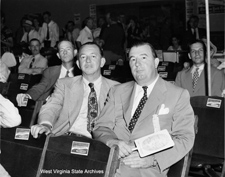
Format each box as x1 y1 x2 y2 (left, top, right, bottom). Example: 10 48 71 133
30 42 119 139
175 40 225 97
93 41 195 177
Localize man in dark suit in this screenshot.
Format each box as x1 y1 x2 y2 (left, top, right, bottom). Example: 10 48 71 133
182 15 206 50
30 42 119 138
93 41 195 177
175 40 225 97
16 40 81 105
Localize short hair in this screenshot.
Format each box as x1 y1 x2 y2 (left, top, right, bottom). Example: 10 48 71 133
78 42 104 57
43 11 51 17
189 39 206 58
189 15 199 22
29 38 41 45
129 41 157 59
108 12 118 22
57 39 74 51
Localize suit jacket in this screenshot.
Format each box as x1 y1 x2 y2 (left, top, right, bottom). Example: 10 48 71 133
38 75 119 136
27 65 61 101
93 77 195 177
175 65 225 97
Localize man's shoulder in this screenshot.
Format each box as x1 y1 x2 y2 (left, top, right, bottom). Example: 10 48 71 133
102 77 120 86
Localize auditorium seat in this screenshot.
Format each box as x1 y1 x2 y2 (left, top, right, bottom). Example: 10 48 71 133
1 127 46 177
189 96 224 177
37 134 119 177
4 73 43 127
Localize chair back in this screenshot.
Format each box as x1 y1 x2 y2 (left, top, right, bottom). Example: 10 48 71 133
37 134 119 177
190 96 224 159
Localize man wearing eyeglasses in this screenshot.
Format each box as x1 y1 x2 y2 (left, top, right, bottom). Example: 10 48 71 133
175 40 225 97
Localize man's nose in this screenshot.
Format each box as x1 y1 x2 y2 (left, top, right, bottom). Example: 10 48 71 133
86 56 91 62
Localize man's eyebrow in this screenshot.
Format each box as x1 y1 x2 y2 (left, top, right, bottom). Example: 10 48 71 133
129 53 148 59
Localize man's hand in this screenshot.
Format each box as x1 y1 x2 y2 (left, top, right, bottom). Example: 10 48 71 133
107 139 133 158
31 124 51 138
16 94 31 107
122 151 154 169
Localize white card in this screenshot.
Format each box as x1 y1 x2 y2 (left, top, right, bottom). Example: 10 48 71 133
15 128 30 140
71 141 90 156
206 98 222 108
134 129 174 157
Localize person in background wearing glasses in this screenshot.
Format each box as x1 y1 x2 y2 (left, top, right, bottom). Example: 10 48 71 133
175 40 225 97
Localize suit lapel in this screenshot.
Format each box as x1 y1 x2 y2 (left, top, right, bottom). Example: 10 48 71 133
99 77 110 111
68 77 84 125
122 82 136 126
184 68 193 93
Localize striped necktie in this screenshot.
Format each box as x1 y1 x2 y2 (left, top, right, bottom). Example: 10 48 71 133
128 86 148 132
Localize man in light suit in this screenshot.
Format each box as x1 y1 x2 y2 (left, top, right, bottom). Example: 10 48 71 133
175 40 225 97
93 41 195 177
16 40 81 105
31 42 119 138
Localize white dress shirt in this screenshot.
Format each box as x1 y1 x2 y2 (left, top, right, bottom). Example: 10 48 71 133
191 64 204 78
76 26 93 45
69 76 102 138
59 66 74 79
131 75 159 117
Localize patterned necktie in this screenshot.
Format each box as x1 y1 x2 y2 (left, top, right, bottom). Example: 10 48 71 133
29 57 35 68
65 70 69 77
87 83 98 132
192 67 199 91
128 86 148 132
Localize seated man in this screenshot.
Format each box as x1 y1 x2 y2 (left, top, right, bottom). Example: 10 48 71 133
175 40 225 97
31 42 119 138
16 40 80 105
93 41 195 177
18 38 48 75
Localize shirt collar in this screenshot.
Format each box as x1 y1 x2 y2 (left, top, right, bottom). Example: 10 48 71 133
82 75 102 89
135 75 159 97
84 26 92 33
191 64 204 74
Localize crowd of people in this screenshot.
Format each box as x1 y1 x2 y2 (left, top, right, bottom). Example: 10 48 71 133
0 10 225 177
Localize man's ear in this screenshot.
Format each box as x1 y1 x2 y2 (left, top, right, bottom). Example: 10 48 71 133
100 57 106 68
73 49 78 57
76 60 80 69
28 46 31 51
188 53 191 59
154 58 160 68
56 53 60 59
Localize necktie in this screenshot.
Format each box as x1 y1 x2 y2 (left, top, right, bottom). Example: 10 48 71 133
128 86 148 132
29 57 35 68
65 70 70 77
87 83 98 132
46 24 50 40
27 32 29 43
192 67 199 91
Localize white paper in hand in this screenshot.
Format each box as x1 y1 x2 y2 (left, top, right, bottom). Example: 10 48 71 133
133 129 174 157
